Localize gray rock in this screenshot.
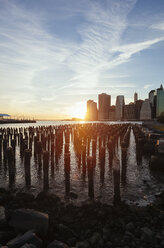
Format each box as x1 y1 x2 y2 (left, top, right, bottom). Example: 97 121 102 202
0 206 5 220
0 206 7 228
9 209 49 237
124 231 135 238
75 241 90 248
141 227 154 243
160 240 164 247
20 244 36 248
0 231 15 244
102 228 110 242
67 238 77 246
89 232 102 247
47 240 69 248
56 224 77 241
141 227 153 238
6 230 42 248
105 241 112 248
125 222 135 231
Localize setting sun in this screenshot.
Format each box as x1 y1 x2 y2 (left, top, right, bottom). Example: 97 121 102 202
70 102 86 119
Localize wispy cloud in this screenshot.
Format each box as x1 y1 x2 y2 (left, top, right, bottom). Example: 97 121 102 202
151 22 164 31
144 84 152 89
0 0 164 117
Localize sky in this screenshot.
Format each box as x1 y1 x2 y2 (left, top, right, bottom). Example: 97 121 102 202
0 0 164 119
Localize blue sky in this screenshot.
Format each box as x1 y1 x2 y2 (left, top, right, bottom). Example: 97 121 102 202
0 0 164 119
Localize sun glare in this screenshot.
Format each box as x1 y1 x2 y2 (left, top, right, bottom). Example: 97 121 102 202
71 102 86 119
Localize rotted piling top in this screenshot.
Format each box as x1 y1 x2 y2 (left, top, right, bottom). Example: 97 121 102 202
24 149 32 158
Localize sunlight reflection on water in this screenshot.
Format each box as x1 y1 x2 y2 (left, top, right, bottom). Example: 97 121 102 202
0 120 164 206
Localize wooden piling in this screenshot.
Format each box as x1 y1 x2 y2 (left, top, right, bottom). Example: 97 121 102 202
87 156 94 198
24 149 31 186
3 139 7 160
0 136 2 159
64 152 70 196
7 147 15 186
100 147 105 183
113 157 121 206
43 151 49 190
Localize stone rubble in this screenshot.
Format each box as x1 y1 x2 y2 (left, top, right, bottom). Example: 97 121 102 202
0 188 164 248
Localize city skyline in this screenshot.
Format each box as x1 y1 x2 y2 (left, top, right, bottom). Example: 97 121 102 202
86 84 164 121
1 0 164 119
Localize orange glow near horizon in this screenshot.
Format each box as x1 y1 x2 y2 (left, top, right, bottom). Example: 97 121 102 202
70 102 87 119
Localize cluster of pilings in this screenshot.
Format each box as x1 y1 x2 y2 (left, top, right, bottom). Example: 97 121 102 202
0 123 132 203
72 123 131 202
132 125 146 147
132 125 146 165
132 124 157 155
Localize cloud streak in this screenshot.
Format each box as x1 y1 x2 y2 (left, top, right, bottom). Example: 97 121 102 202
0 0 164 118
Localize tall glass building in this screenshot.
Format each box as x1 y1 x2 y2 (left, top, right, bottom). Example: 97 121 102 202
98 93 111 120
156 89 164 117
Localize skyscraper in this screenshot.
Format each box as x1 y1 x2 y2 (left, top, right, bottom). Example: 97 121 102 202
135 100 143 120
98 93 111 120
124 103 136 120
86 100 98 121
108 106 116 120
134 92 138 103
140 99 152 120
156 84 164 118
115 95 125 120
149 89 156 118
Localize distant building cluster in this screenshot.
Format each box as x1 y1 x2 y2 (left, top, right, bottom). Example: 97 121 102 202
85 84 164 121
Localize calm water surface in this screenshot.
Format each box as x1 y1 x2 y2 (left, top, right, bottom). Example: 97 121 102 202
0 120 164 206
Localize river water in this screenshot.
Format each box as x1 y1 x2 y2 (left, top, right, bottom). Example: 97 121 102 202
0 120 164 206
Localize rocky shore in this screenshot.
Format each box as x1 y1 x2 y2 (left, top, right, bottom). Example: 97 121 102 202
0 188 164 248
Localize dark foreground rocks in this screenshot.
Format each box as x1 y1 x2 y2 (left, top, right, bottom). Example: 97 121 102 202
0 188 164 248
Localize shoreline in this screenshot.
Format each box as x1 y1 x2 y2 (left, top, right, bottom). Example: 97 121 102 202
0 120 36 124
0 188 164 248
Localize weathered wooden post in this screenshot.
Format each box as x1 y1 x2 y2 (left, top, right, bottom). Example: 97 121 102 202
47 134 50 151
87 137 90 156
87 156 94 198
11 139 16 160
7 147 15 186
43 151 49 190
50 134 55 157
3 138 8 160
0 136 2 159
113 157 121 206
34 136 38 156
100 146 105 183
37 141 42 166
29 137 33 151
24 149 31 186
92 139 96 167
107 139 113 166
65 143 69 154
121 142 127 183
82 145 86 177
64 152 70 196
